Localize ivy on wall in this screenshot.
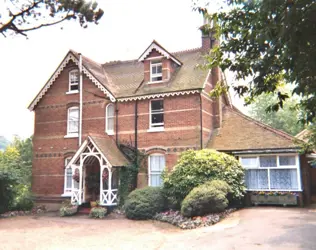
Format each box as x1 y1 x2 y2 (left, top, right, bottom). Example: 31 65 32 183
118 144 147 207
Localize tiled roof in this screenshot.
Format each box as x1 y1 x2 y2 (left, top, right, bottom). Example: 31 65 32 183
72 48 207 99
207 106 298 151
89 135 130 166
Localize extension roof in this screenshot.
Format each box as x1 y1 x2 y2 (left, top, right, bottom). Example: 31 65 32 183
207 106 299 153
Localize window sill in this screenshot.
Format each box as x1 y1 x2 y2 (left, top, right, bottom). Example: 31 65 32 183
66 90 79 95
148 80 165 84
147 127 164 133
106 131 114 136
61 193 72 197
64 134 79 138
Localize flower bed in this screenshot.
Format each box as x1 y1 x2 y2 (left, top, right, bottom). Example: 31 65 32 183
89 207 107 219
0 205 46 218
60 205 78 217
250 191 298 206
153 208 236 230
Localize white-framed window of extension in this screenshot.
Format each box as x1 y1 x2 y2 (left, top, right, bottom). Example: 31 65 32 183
240 154 301 191
62 157 72 196
68 69 79 94
66 107 79 137
148 154 165 187
148 99 164 132
105 103 114 135
150 60 163 83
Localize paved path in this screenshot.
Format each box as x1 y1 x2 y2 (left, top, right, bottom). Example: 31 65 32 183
0 207 315 250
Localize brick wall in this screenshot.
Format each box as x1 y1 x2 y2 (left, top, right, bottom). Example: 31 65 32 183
32 60 214 197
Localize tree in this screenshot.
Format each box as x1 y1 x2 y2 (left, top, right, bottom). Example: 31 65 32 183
249 92 304 136
0 0 104 37
198 0 316 125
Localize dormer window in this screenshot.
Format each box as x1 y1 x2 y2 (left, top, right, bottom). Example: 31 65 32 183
69 70 79 93
150 61 162 82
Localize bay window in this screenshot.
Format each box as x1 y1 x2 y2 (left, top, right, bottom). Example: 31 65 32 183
148 154 165 187
241 155 301 191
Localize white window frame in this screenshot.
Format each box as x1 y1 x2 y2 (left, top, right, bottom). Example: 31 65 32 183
67 69 79 94
150 61 163 83
62 157 72 197
105 103 115 135
240 154 302 192
148 99 164 132
148 154 165 187
66 106 79 137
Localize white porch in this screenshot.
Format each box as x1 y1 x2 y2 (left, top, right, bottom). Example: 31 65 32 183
65 136 129 206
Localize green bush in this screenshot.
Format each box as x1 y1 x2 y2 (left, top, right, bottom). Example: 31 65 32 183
0 167 19 214
181 180 229 217
124 187 166 220
163 149 246 205
89 207 107 219
12 184 34 211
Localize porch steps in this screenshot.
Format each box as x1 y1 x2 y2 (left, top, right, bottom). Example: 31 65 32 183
311 195 316 203
78 207 91 215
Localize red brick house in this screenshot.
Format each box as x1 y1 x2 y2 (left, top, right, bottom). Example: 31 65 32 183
28 31 312 210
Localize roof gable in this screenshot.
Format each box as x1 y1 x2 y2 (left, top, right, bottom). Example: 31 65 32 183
28 50 115 111
207 106 298 151
138 40 182 66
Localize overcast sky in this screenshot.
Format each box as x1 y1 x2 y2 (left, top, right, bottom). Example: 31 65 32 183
0 0 244 140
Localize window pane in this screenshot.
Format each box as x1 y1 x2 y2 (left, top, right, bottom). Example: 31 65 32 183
107 117 114 131
279 156 296 166
70 84 79 91
151 100 163 111
157 65 162 73
151 113 164 125
150 174 163 187
260 156 277 167
149 155 165 187
152 66 157 74
152 76 162 81
68 108 79 133
245 169 268 189
270 169 298 190
66 168 72 190
107 104 114 117
241 157 257 167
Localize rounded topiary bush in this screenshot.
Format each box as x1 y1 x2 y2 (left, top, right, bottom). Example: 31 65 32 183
163 149 246 205
124 187 165 220
181 180 229 217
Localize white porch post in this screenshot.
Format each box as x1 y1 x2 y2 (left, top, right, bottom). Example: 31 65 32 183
100 165 104 205
108 168 112 204
78 155 83 205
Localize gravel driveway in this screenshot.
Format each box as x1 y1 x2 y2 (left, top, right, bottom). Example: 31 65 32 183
0 207 315 250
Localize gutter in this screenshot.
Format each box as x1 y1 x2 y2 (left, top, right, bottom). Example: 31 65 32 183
199 93 203 149
79 53 83 146
115 101 119 144
135 100 138 161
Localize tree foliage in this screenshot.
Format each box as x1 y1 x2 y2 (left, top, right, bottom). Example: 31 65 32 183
0 0 104 37
249 91 304 136
198 0 316 124
0 136 33 213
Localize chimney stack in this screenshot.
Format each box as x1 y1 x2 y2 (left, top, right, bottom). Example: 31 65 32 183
200 16 218 53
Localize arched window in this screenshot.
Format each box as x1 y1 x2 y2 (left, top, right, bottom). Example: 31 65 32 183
106 103 115 135
67 107 79 136
69 69 79 92
63 157 72 196
148 154 165 187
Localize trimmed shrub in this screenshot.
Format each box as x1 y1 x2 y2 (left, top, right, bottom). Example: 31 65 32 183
181 180 230 217
59 200 78 217
89 207 107 219
163 149 246 205
124 187 166 220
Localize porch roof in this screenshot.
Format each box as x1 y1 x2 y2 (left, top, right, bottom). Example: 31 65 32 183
90 135 130 167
